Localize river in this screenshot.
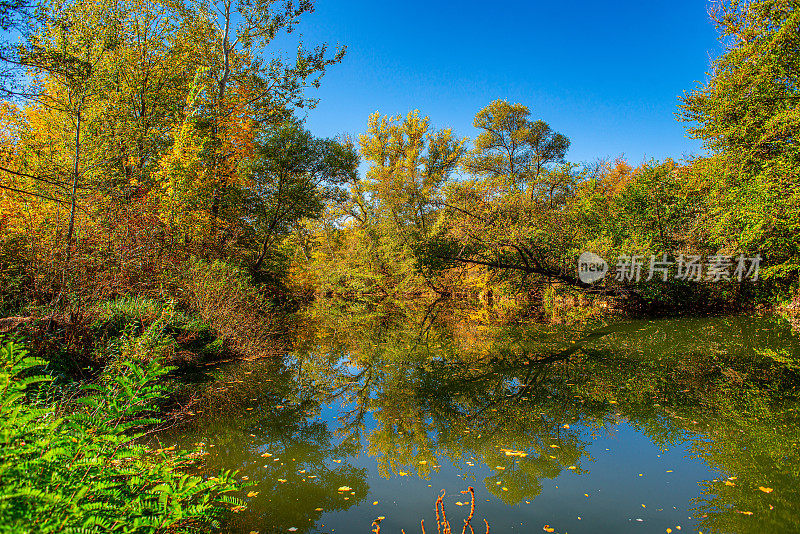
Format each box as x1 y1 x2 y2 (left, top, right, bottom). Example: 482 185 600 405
161 307 800 534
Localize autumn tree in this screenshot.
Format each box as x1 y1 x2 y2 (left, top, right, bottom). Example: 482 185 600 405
464 99 570 200
198 0 346 239
8 0 122 261
358 110 465 236
679 0 800 285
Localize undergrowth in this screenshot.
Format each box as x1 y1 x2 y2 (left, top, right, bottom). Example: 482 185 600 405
0 337 245 533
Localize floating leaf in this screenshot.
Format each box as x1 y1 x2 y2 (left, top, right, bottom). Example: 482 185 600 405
759 486 773 493
337 486 352 492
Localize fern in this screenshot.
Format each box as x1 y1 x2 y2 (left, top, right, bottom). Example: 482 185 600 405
0 337 244 533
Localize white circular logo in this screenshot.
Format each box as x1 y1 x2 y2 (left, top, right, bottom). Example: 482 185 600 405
578 252 608 284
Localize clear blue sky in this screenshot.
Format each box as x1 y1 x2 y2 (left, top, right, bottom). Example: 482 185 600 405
282 0 724 166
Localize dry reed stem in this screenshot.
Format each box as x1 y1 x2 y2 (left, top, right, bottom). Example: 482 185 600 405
375 487 488 533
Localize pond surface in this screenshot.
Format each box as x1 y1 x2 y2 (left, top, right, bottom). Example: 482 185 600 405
163 306 800 534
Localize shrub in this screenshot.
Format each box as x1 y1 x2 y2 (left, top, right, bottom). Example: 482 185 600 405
0 338 244 533
180 259 284 359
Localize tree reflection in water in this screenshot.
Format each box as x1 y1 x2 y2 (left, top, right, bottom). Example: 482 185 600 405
166 299 800 533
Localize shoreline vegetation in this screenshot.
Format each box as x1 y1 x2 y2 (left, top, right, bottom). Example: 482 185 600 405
1 0 799 531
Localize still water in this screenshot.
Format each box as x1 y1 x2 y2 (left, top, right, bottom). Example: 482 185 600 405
163 307 800 534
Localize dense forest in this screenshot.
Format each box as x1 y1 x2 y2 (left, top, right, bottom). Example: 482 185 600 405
0 0 799 532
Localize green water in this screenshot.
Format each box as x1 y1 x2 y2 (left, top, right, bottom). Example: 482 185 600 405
162 309 800 534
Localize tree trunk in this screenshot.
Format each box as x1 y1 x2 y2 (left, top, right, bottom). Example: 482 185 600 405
66 108 81 263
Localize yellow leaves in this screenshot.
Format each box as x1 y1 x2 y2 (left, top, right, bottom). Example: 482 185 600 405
758 486 773 493
543 525 555 533
246 491 259 497
500 448 528 457
337 486 352 492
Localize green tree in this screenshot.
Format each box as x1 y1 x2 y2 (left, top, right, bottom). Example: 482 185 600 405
464 99 570 199
679 0 800 287
242 122 358 273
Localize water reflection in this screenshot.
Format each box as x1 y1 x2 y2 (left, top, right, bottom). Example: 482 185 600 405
165 304 800 533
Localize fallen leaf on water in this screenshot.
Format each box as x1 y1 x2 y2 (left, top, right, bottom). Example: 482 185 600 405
315 508 323 511
725 481 736 486
419 460 427 464
543 526 555 533
455 501 465 506
277 479 287 483
288 528 297 532
261 452 272 457
247 491 259 497
736 510 754 515
377 516 385 520
398 471 408 476
337 486 352 492
373 501 379 505
759 486 773 493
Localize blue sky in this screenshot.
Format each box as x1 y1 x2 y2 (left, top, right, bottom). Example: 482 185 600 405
282 0 724 167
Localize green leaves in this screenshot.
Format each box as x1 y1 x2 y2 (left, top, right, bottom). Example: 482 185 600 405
0 337 243 533
679 0 800 290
